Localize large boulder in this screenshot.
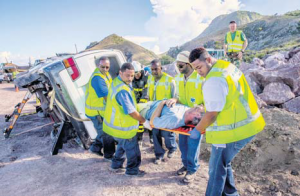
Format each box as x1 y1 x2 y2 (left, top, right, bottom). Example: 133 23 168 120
288 52 300 65
253 94 267 108
283 96 300 114
245 74 262 94
258 82 295 105
252 57 264 67
264 52 286 69
252 64 300 96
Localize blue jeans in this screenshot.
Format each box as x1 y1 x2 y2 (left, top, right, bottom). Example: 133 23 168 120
152 128 177 159
205 135 255 196
111 135 141 175
179 131 202 173
89 117 115 158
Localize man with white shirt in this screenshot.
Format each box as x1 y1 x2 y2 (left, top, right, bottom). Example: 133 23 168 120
188 47 265 196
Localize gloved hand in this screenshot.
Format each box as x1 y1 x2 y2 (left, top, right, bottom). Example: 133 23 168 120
189 128 200 139
143 120 153 131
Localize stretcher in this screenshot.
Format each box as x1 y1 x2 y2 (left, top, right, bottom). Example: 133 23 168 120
155 125 195 136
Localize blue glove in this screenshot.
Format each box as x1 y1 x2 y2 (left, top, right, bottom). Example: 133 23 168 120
189 128 200 139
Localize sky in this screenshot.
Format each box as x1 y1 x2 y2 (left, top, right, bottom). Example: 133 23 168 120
1 0 300 65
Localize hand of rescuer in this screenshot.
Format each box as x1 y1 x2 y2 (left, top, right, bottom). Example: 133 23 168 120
188 128 201 139
143 120 153 130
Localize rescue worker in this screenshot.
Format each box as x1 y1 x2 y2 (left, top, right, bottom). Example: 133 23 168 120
85 56 115 161
223 20 248 67
103 63 148 177
189 47 265 196
165 51 204 183
132 61 153 145
148 59 177 164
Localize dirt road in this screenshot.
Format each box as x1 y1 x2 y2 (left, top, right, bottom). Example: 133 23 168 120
0 83 299 196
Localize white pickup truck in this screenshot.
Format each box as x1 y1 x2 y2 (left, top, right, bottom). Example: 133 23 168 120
14 49 127 153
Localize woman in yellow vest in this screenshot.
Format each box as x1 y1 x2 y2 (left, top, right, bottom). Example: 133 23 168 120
189 48 265 196
166 51 205 183
85 57 115 160
147 59 178 164
103 63 148 177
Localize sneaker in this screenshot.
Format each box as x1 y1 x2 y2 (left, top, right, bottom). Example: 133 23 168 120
149 137 153 144
104 157 113 162
109 167 125 173
125 170 146 177
88 149 103 157
167 151 175 159
182 171 196 183
177 166 187 176
154 157 163 165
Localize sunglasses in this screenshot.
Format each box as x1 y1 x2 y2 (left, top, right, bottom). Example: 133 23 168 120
177 64 186 69
100 66 109 69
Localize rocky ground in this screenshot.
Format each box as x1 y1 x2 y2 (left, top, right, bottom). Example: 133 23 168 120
0 83 299 196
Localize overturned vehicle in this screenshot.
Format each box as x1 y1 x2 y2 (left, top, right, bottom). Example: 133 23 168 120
12 50 127 155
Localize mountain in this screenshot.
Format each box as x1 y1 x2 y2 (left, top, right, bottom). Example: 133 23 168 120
85 34 158 64
167 11 300 58
198 11 262 39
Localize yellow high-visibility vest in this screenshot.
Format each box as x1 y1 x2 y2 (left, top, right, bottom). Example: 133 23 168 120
148 72 174 101
175 71 204 107
103 77 139 139
204 60 265 144
85 68 112 117
226 30 244 52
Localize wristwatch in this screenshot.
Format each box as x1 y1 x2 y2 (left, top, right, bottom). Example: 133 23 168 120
241 50 245 53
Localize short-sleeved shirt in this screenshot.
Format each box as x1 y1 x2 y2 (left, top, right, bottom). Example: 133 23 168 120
224 31 246 44
91 76 109 98
202 77 228 112
145 101 189 129
202 77 229 148
115 76 136 115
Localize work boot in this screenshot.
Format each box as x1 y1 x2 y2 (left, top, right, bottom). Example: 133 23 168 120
154 157 163 165
167 151 175 159
125 170 146 177
182 171 196 183
176 166 187 176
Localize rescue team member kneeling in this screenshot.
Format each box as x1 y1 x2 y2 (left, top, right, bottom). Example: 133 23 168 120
103 63 148 177
188 48 265 196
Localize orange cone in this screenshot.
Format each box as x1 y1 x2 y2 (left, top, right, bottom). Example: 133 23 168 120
15 86 19 92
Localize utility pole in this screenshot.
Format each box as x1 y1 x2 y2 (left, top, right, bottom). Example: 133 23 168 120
75 44 78 54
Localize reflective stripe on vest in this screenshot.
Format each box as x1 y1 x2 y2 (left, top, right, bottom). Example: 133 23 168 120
227 31 244 53
103 77 139 139
148 72 173 101
85 69 112 117
204 60 265 144
175 71 204 107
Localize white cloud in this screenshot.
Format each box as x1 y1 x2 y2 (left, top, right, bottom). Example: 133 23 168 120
123 36 158 45
145 0 242 53
0 51 37 66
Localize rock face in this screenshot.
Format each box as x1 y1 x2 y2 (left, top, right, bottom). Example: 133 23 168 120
283 96 300 114
252 57 264 67
258 82 295 105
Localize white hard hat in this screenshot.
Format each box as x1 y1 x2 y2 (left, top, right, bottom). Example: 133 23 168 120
132 61 142 72
176 51 190 64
